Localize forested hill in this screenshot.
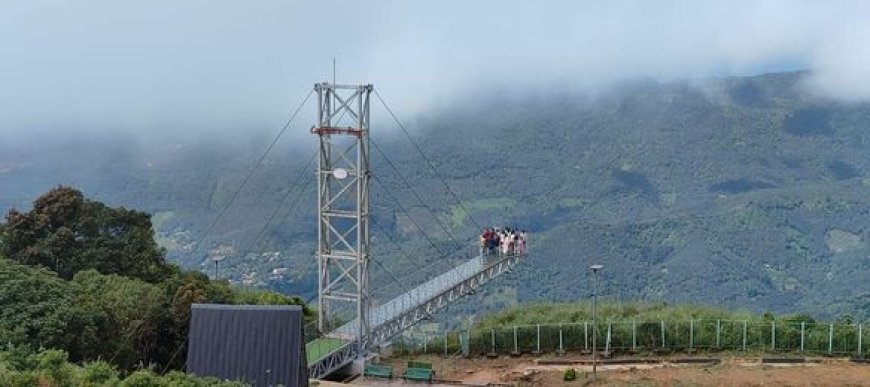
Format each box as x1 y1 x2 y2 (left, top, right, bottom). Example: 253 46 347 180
2 71 869 320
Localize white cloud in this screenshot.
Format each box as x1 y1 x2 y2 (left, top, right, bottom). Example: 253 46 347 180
0 0 868 136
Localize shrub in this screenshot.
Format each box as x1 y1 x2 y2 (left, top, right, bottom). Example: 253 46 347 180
81 360 119 386
3 370 39 387
0 344 35 371
35 349 76 387
563 367 576 381
119 369 163 387
163 371 209 387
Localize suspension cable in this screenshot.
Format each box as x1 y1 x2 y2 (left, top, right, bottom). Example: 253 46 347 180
234 150 317 264
368 217 472 297
368 222 410 292
190 89 315 257
370 137 463 250
374 89 483 231
371 174 450 258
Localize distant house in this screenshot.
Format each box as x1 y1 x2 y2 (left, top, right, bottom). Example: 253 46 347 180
208 244 235 262
272 267 289 275
262 251 281 261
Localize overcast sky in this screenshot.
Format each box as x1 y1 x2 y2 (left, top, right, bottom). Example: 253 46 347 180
1 0 869 137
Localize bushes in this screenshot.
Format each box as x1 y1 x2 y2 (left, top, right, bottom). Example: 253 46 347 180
80 361 119 386
474 302 750 330
119 370 163 387
0 188 310 374
0 348 245 386
36 349 76 387
563 368 576 381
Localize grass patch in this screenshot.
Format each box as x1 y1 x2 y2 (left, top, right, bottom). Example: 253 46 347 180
307 337 347 365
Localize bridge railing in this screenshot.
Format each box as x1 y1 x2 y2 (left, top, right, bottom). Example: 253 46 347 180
336 243 521 336
309 244 526 377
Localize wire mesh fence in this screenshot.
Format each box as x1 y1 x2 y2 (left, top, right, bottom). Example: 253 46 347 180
390 320 867 358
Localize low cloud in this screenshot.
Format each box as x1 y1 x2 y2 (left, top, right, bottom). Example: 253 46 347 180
1 0 869 138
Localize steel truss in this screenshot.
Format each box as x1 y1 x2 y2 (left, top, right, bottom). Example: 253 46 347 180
307 341 358 379
313 83 373 358
369 253 522 345
307 253 524 378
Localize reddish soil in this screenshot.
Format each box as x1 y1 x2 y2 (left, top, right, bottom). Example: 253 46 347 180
344 354 870 386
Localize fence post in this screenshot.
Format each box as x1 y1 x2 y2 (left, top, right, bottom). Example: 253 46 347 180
661 321 666 348
536 324 541 354
632 321 637 351
607 322 612 353
801 321 807 352
559 324 564 353
716 320 721 348
771 321 776 351
828 323 834 355
742 321 747 351
689 319 694 349
513 326 518 354
443 332 448 356
859 324 863 356
401 335 406 356
584 322 589 350
491 328 496 354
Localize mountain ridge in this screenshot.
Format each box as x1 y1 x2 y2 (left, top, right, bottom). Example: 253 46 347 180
2 70 869 320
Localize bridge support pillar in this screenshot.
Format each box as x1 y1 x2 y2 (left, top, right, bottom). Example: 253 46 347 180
313 82 374 361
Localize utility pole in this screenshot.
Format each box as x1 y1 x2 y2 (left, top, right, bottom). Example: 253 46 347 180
313 82 373 361
590 264 604 382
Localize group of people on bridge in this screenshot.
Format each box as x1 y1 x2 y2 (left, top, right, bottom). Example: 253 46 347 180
480 227 528 257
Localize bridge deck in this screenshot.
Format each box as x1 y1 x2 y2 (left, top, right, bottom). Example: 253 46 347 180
333 253 492 337
307 252 523 378
306 337 347 365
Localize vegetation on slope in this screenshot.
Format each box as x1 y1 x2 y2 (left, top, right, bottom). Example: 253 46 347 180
0 348 245 387
0 186 309 376
3 71 870 320
474 302 814 329
396 303 866 358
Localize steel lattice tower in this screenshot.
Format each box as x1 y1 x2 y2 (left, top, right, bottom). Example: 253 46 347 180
312 83 373 355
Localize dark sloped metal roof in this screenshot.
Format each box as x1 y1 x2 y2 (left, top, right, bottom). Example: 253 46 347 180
186 304 308 387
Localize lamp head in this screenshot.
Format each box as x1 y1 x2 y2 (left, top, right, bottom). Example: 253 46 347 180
332 168 349 180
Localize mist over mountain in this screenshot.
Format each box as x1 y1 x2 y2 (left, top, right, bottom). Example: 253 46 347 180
2 71 869 320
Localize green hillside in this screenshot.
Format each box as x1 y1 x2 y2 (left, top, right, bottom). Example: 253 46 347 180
2 71 870 320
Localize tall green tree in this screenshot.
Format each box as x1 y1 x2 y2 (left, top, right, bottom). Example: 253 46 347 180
72 270 168 370
0 258 98 360
1 187 311 373
1 186 171 282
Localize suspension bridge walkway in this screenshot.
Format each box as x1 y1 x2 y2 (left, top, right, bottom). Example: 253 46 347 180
307 250 524 378
190 81 528 380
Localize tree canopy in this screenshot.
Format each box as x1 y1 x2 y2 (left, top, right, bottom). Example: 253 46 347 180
1 186 172 282
0 186 310 374
0 258 97 357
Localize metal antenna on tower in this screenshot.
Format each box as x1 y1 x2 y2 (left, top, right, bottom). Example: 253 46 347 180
312 81 373 360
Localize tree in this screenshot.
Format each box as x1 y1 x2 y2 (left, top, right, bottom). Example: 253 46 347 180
72 270 168 370
1 187 312 373
0 258 98 360
1 186 171 282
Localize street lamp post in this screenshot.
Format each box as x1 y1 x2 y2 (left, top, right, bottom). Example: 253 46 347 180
589 264 604 382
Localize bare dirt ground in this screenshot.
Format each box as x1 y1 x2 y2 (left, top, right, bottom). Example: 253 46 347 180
342 354 870 386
